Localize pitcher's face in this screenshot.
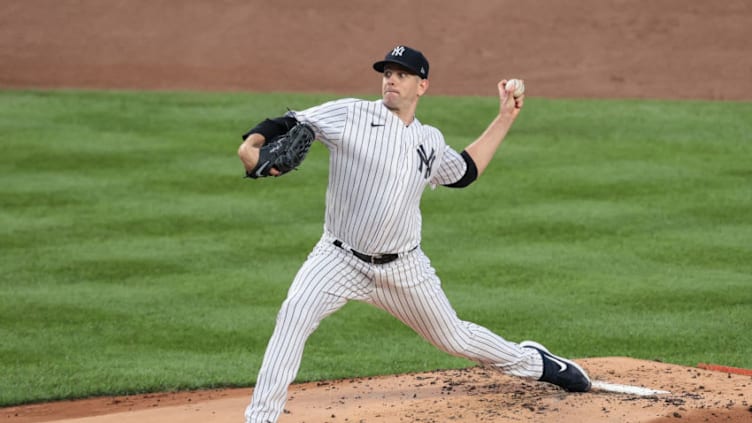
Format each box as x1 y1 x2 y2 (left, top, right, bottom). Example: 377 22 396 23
381 64 428 114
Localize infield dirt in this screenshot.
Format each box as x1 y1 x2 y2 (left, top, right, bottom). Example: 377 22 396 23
1 1 750 422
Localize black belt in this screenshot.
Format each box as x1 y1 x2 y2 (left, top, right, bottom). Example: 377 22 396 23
333 240 403 265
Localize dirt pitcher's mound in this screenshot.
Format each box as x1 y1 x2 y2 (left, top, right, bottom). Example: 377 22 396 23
3 358 750 423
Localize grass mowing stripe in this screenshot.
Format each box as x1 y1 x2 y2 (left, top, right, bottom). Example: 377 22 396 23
1 89 750 405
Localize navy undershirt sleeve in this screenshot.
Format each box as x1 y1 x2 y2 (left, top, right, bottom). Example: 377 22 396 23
242 116 298 141
443 150 478 188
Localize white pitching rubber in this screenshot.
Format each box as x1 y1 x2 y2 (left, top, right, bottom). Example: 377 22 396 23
591 380 671 396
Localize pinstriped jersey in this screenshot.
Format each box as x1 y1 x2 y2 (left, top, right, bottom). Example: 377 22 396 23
289 98 467 254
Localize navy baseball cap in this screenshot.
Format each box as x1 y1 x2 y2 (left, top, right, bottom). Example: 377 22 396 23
373 45 429 79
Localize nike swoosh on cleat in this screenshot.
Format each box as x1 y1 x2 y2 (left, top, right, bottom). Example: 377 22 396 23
547 354 569 373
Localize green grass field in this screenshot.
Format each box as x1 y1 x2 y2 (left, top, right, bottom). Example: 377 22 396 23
1 89 750 406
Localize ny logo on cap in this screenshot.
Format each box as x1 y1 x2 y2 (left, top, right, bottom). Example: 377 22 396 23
391 46 406 57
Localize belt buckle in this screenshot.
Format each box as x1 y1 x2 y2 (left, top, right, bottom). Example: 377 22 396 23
370 254 382 264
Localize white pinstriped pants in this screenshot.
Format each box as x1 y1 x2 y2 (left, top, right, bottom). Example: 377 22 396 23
245 232 543 423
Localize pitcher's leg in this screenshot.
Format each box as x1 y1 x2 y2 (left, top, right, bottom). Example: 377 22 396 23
245 289 346 422
372 254 542 378
245 248 358 423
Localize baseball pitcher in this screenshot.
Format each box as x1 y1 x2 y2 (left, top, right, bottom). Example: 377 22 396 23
237 45 591 423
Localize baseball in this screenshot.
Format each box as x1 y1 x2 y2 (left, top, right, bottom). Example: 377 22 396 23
506 79 525 98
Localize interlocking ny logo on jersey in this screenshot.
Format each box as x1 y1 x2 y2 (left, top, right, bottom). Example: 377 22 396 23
416 145 435 179
391 46 406 57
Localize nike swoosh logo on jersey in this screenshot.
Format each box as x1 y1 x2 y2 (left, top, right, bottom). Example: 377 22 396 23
370 122 385 127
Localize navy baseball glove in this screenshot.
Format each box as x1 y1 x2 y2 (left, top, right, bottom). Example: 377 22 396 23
246 123 315 179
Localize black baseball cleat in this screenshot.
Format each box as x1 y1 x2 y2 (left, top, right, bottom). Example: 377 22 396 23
520 340 592 392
